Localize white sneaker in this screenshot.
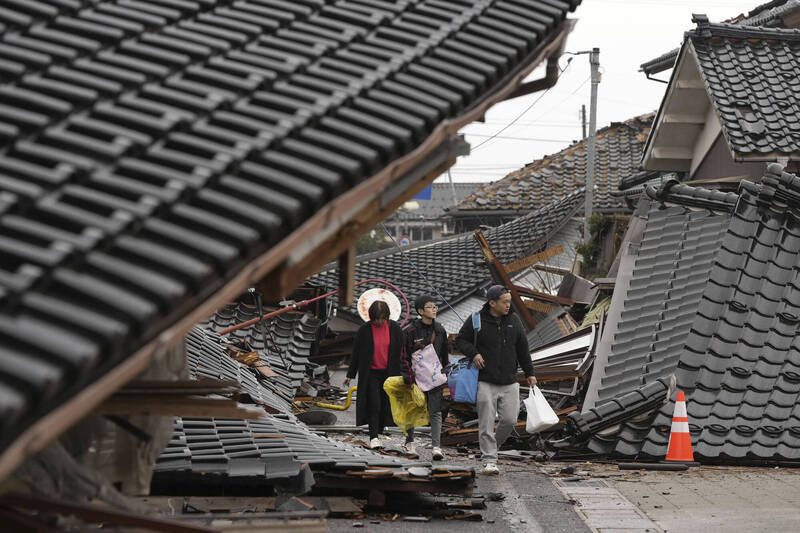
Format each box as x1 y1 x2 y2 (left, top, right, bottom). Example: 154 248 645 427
481 462 499 475
369 438 382 449
432 447 444 460
402 442 417 455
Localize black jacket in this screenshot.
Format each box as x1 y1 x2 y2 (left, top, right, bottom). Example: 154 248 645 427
400 318 449 384
347 320 404 426
455 303 534 385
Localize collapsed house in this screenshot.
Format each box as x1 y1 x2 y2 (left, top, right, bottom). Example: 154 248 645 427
570 166 800 463
0 0 586 527
561 11 800 464
313 188 587 334
154 324 476 498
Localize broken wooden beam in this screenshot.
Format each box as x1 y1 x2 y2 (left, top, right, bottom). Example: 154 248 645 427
523 299 555 313
474 230 537 330
505 245 564 274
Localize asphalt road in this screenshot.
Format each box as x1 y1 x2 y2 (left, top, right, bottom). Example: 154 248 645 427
323 369 589 531
325 454 590 532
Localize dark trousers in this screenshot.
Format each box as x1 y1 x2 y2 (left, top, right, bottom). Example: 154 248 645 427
367 369 390 439
406 384 444 447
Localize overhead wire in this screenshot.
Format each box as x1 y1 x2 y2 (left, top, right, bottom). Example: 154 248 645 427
464 133 575 142
470 57 576 152
379 223 464 322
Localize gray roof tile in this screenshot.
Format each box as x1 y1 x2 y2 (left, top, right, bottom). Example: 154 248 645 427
582 164 800 463
453 114 652 214
690 22 800 158
312 189 585 322
0 0 583 460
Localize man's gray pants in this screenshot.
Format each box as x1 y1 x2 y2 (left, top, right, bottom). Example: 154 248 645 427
476 381 520 462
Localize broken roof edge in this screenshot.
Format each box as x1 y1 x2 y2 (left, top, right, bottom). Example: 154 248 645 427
618 169 662 191
0 19 581 483
639 47 680 75
645 178 739 212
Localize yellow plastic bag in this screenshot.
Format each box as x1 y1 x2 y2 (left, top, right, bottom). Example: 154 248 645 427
411 384 426 408
383 376 428 435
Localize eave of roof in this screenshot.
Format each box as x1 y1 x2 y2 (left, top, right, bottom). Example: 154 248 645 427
639 48 679 76
0 1 582 481
641 33 738 173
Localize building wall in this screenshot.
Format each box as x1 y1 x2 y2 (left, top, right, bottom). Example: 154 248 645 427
692 134 767 182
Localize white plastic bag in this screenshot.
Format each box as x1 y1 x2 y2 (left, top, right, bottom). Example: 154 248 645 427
524 386 559 433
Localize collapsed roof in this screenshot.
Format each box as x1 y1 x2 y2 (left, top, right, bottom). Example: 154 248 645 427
155 326 469 494
583 163 800 463
312 189 585 324
0 0 582 480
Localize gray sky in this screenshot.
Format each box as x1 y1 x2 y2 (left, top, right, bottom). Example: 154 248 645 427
438 0 758 185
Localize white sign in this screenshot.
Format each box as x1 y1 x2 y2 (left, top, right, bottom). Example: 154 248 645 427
357 288 402 322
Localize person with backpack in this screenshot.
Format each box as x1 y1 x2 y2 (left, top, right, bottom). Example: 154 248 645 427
343 300 404 449
455 285 536 475
400 294 448 460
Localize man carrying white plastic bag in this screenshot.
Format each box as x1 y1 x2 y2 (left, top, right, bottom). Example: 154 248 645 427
525 386 559 433
456 285 537 475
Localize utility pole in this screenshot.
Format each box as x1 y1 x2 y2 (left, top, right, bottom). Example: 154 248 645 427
446 169 458 208
580 104 587 140
584 48 600 239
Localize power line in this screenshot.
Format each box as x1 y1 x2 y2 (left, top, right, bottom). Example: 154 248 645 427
471 120 583 127
464 133 574 142
379 224 463 322
470 58 575 152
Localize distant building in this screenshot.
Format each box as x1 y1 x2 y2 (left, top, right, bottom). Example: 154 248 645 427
384 182 481 243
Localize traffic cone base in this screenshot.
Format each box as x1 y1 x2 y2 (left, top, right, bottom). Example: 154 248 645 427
664 390 695 463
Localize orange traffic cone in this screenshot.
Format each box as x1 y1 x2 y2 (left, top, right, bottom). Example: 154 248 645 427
665 390 694 462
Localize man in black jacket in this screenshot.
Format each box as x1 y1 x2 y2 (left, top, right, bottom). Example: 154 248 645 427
456 285 536 475
400 294 448 459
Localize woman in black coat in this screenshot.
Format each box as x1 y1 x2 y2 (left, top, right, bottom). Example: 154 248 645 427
343 300 404 449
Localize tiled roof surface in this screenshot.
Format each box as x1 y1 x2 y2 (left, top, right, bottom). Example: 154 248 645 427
203 303 321 402
690 22 800 158
643 179 740 212
436 295 484 336
639 1 799 76
618 169 663 192
527 307 572 352
737 0 800 26
186 326 290 414
587 201 730 456
585 164 800 462
313 189 585 322
453 114 652 214
159 322 425 490
639 48 679 76
155 412 410 486
0 0 581 460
